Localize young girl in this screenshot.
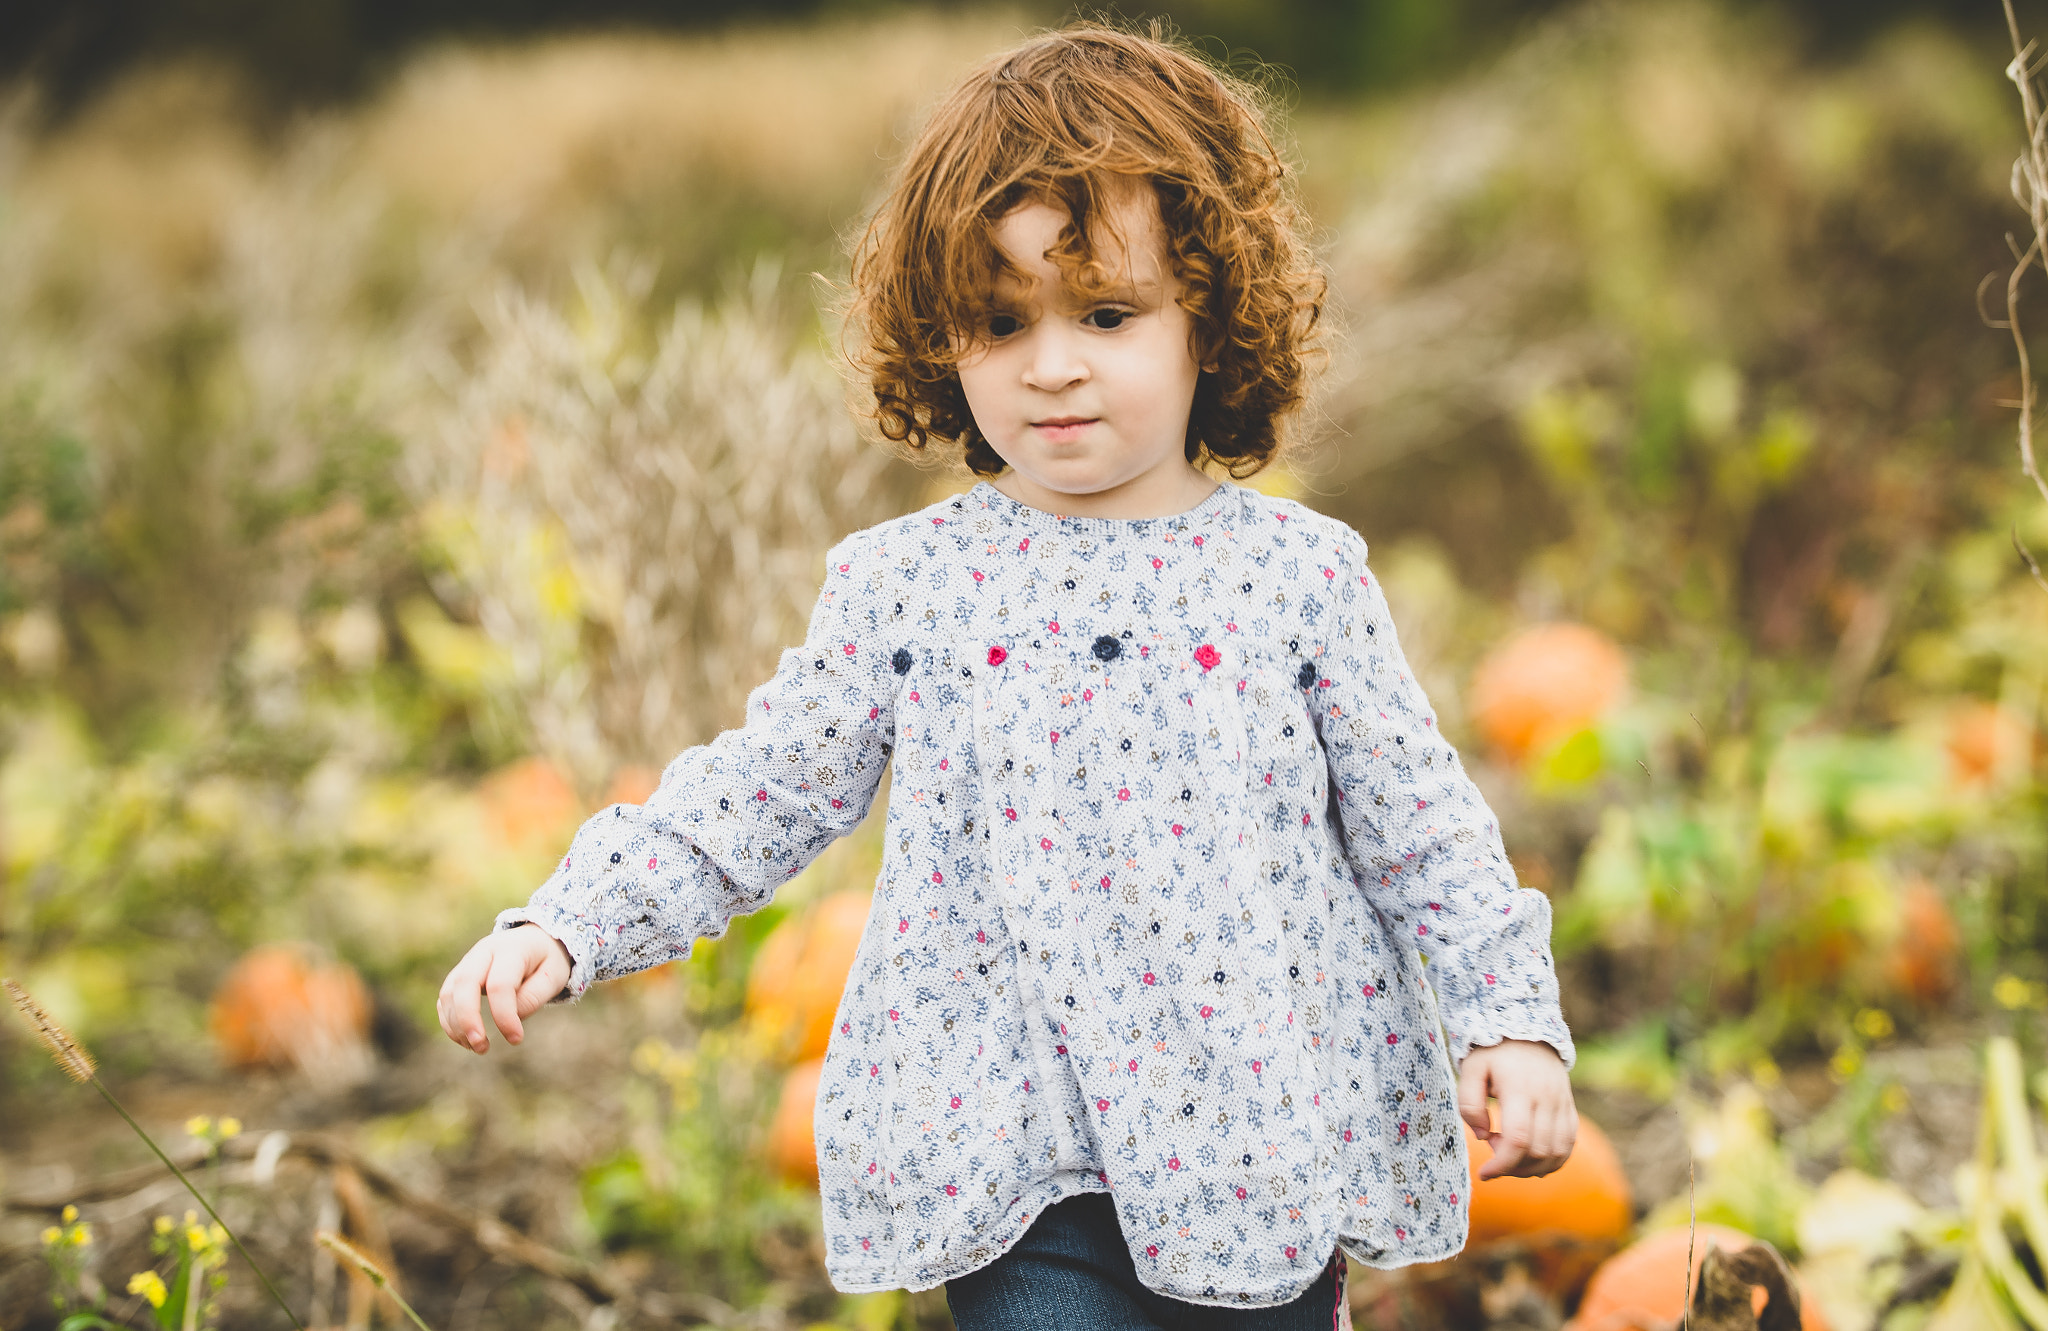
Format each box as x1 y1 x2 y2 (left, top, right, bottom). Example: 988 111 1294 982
439 24 1577 1329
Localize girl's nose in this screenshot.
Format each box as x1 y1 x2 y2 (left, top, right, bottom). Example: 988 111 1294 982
1020 326 1089 392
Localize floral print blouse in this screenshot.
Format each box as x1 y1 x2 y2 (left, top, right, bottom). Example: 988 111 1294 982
502 481 1574 1307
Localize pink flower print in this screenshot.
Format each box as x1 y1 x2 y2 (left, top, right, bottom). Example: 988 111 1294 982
842 642 857 656
1146 1245 1159 1258
1194 643 1221 671
1416 798 1429 810
869 1163 878 1174
1004 808 1018 820
1019 538 1030 551
1171 823 1184 836
1398 1122 1409 1138
832 798 844 809
1386 1032 1400 1045
1251 1059 1262 1072
1236 1186 1248 1199
939 757 949 770
869 706 879 719
1343 1129 1353 1142
1417 924 1430 937
950 1095 962 1109
888 1009 900 1020
755 789 768 801
1168 1157 1182 1171
1484 973 1496 985
932 870 944 884
1200 1005 1215 1018
945 1184 959 1196
1395 1227 1407 1240
1143 972 1157 985
908 690 920 702
1097 1098 1110 1111
870 1064 881 1076
898 918 909 933
1263 772 1274 784
1448 1193 1459 1206
841 1021 851 1034
987 645 1008 666
976 930 988 943
1117 788 1131 800
1285 1246 1298 1260
1056 1044 1068 1054
838 563 850 573
861 1237 872 1249
1226 621 1238 633
1099 875 1112 889
1048 620 1061 634
1040 837 1053 850
647 856 659 869
972 570 985 582
1082 688 1093 701
1193 535 1204 546
1128 1058 1139 1071
1049 730 1060 744
1151 558 1163 570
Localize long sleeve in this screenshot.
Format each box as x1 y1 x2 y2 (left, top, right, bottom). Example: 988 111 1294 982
498 535 894 997
1311 537 1574 1069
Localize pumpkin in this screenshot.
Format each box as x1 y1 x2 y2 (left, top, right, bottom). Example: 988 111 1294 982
1470 624 1628 764
1466 1114 1632 1245
1567 1224 1831 1331
480 756 582 850
745 889 872 1062
603 764 662 806
1885 878 1959 1005
1946 701 2031 790
209 944 371 1073
765 1058 825 1185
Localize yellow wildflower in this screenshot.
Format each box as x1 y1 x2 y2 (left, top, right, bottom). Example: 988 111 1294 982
1995 974 2033 1009
186 1115 212 1137
71 1223 92 1245
183 1210 197 1225
186 1225 209 1251
1853 1008 1894 1041
128 1270 168 1309
40 1226 61 1246
217 1116 242 1138
62 1204 78 1223
154 1215 174 1235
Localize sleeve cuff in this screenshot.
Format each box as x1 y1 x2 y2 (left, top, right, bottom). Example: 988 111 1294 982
495 906 596 1002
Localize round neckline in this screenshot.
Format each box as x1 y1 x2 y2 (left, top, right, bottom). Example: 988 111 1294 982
969 480 1238 531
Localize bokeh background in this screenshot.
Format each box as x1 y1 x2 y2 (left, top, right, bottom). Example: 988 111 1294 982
5 1 2048 1327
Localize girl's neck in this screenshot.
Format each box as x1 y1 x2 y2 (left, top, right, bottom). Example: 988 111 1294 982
989 463 1220 521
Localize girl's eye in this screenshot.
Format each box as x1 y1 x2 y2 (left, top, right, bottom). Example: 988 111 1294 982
1085 308 1129 331
987 313 1022 338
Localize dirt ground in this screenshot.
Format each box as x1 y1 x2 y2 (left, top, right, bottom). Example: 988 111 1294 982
0 998 1988 1331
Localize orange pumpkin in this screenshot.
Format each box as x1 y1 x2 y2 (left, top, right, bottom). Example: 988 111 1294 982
1885 879 1959 1005
1567 1224 1831 1331
1470 624 1628 764
745 889 872 1062
209 944 371 1072
1466 1114 1632 1244
481 756 582 851
1946 701 2031 789
603 765 662 806
765 1058 825 1185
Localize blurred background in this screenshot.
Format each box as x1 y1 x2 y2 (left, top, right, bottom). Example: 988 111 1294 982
4 1 2048 1327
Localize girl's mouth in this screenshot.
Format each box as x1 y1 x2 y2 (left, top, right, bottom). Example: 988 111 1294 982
1032 417 1097 442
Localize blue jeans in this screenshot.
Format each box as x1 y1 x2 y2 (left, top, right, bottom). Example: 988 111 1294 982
944 1193 1348 1331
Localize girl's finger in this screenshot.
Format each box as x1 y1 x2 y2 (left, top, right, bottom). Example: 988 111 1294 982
484 946 528 1047
1482 1093 1535 1180
440 941 494 1052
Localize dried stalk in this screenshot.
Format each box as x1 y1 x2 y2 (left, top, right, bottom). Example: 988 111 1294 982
2002 1 2048 590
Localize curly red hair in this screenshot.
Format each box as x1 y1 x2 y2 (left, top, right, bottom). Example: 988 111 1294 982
845 22 1324 478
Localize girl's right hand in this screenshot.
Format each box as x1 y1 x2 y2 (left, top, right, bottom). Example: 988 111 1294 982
436 923 573 1054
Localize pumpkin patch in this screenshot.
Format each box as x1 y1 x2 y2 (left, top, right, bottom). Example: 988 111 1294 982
1466 1114 1633 1245
745 889 872 1062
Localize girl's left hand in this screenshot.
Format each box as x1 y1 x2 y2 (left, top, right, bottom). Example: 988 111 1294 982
1456 1038 1577 1179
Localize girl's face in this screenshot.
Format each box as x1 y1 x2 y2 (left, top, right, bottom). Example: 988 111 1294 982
957 190 1214 519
